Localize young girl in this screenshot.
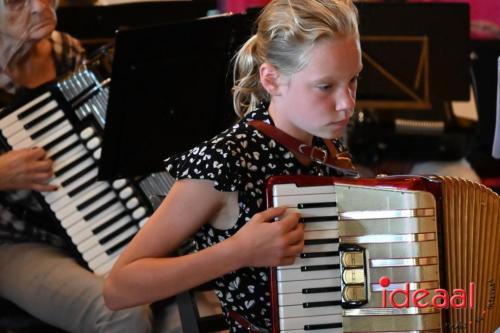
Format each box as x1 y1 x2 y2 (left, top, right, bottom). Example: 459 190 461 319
104 0 362 331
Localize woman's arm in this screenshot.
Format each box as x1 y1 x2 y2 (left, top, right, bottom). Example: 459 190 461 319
103 178 303 310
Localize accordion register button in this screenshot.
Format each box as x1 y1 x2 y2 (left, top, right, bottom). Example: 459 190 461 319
342 268 365 284
342 285 366 302
86 137 101 150
132 207 146 220
93 148 102 160
341 251 364 268
80 127 95 140
126 198 139 210
112 179 127 189
119 187 133 199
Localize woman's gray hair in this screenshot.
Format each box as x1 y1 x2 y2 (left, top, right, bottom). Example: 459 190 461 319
232 0 359 117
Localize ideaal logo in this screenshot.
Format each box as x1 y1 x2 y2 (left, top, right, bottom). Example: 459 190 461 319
378 277 496 330
378 276 474 309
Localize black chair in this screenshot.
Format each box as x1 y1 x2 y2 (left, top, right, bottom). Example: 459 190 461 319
176 283 228 333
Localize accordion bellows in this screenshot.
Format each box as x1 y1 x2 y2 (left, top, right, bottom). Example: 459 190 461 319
441 176 500 332
268 175 500 333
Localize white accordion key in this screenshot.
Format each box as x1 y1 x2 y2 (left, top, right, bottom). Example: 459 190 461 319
2 120 24 137
87 226 139 270
46 133 79 157
0 92 52 128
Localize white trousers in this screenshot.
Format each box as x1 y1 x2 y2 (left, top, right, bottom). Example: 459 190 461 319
0 242 153 333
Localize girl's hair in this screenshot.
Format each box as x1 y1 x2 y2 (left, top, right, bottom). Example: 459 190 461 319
232 0 359 117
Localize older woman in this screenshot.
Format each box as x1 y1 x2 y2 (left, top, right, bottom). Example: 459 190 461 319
0 0 153 331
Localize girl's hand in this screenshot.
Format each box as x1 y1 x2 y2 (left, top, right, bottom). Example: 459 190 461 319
231 206 304 267
0 148 57 192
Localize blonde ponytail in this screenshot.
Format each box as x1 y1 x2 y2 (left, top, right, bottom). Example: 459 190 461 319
232 35 269 118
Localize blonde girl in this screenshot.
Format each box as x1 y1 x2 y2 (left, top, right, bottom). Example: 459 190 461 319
104 1 362 331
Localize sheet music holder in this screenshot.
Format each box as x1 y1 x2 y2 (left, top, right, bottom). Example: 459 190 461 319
348 2 472 162
56 1 213 37
354 2 470 107
99 13 254 180
56 2 211 51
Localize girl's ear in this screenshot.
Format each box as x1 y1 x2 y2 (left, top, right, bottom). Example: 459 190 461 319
259 63 282 96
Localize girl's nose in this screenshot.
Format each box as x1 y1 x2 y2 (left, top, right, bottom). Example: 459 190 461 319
334 87 356 115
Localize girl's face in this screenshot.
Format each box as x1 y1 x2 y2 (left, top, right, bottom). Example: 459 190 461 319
270 36 362 142
0 0 56 43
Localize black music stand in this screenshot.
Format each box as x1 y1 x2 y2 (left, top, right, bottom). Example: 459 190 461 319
348 2 472 162
56 2 213 51
99 13 255 180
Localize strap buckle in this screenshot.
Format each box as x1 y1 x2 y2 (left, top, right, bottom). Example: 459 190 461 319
299 144 328 165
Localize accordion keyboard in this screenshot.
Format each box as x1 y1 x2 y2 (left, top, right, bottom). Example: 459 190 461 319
271 179 442 333
273 184 344 332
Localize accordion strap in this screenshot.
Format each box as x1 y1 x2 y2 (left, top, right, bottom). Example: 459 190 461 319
228 310 269 333
248 120 359 177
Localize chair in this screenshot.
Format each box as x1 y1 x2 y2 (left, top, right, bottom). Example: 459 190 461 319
176 283 228 333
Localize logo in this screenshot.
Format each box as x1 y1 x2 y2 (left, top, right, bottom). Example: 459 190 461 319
378 276 475 309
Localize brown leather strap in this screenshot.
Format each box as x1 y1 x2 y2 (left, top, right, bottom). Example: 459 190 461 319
248 120 359 177
228 310 269 333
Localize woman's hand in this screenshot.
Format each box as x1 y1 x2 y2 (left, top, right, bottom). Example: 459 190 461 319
0 147 57 192
231 206 304 267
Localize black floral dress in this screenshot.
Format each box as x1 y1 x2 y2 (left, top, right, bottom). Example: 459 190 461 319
164 107 346 332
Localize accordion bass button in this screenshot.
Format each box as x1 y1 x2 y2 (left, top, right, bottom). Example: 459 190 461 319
139 217 149 228
119 187 133 200
132 207 146 220
86 137 101 150
126 198 139 210
80 127 95 140
112 179 127 189
93 148 102 160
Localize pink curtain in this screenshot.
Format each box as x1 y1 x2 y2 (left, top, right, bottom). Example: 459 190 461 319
409 0 500 38
412 0 499 24
219 0 271 13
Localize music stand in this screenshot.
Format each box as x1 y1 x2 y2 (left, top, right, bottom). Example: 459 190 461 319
99 14 254 180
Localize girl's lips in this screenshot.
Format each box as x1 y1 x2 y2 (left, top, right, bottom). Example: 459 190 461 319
327 118 349 127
